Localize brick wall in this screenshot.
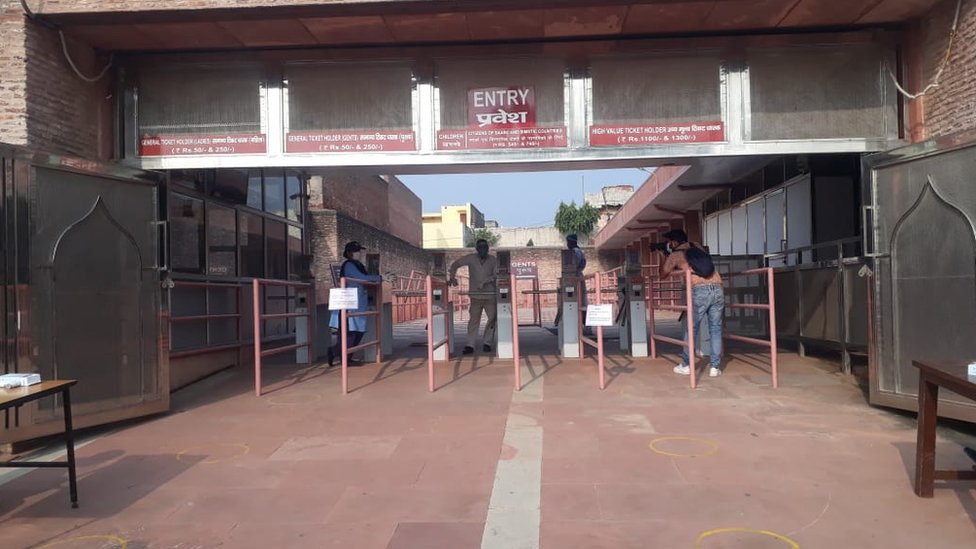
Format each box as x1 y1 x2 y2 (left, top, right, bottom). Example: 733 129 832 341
437 246 623 286
312 172 391 233
308 208 430 303
0 7 111 158
385 175 422 247
909 0 976 139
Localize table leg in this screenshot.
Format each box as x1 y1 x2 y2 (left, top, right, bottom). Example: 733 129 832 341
62 388 79 508
914 374 938 497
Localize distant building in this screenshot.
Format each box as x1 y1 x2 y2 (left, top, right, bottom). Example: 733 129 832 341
585 185 635 230
422 203 485 248
485 220 500 228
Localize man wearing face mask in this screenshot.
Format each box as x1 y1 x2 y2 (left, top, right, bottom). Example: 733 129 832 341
328 241 384 367
449 239 499 355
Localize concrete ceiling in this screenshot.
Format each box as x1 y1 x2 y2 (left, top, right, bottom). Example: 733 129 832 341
50 0 940 51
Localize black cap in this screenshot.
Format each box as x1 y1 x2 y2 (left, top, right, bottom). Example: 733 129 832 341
661 229 688 243
566 234 578 242
344 241 365 255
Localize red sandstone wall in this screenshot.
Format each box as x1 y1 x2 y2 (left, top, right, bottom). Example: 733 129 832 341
385 175 423 248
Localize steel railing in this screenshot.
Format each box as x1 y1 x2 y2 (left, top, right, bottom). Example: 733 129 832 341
252 278 314 396
339 276 384 394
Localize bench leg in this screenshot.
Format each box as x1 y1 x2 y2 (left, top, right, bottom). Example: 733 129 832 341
914 376 938 497
63 388 78 508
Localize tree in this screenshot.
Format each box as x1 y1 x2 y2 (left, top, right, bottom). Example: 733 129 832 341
467 227 500 247
554 201 601 238
526 238 535 247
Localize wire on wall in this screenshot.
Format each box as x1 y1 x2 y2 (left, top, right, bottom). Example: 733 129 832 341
20 0 114 83
885 0 965 100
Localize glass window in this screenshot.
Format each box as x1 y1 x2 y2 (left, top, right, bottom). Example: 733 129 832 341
286 172 302 222
266 220 288 280
207 204 237 276
240 212 264 278
169 193 205 273
247 169 263 210
264 170 285 217
288 226 304 280
211 169 249 205
170 169 209 193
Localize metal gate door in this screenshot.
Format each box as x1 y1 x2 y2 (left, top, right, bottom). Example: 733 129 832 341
865 131 976 422
1 147 167 443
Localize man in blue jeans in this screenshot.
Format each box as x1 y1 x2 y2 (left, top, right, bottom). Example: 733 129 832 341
656 229 725 378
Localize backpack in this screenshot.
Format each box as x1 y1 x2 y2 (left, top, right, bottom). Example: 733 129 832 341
685 245 715 278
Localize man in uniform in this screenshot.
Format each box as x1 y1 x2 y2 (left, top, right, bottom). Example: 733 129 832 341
449 239 499 354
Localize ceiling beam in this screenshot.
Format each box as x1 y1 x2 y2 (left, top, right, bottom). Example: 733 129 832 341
654 205 686 216
676 183 745 191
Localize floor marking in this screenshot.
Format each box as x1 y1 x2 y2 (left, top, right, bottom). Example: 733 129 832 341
36 535 128 548
648 436 719 458
176 442 250 464
481 366 543 549
696 528 800 548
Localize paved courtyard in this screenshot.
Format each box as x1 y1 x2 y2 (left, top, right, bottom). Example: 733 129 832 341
1 317 974 548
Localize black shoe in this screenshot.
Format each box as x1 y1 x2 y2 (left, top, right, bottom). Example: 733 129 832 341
483 344 492 353
965 447 976 465
327 349 335 367
347 358 364 367
462 346 474 355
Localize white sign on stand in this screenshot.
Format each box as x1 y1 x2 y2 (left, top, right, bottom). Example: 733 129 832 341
585 304 613 327
328 288 359 310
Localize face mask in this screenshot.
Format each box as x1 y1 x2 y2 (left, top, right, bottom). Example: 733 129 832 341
351 252 362 262
666 243 673 254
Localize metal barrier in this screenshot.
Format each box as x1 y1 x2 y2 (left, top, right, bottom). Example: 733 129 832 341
511 273 523 391
426 275 452 392
339 276 384 395
649 270 698 388
392 271 427 324
579 271 608 390
516 277 543 327
252 278 314 397
169 280 245 361
723 267 779 388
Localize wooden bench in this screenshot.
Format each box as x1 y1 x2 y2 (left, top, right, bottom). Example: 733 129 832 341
1 380 79 507
911 360 976 497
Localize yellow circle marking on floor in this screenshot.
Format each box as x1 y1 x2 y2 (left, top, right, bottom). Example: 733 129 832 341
176 442 250 464
36 535 128 549
267 392 322 406
696 528 800 548
647 436 720 458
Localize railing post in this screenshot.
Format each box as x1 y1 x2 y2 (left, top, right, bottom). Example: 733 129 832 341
253 279 262 397
341 277 349 395
686 270 697 389
597 271 606 390
767 267 779 388
512 273 521 391
427 275 435 393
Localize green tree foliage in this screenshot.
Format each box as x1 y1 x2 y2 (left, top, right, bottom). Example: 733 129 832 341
553 201 600 237
467 227 501 247
526 238 535 247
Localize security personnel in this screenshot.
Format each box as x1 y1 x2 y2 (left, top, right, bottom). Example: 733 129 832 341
449 239 499 354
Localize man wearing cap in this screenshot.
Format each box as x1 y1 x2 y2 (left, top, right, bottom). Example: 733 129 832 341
328 241 384 367
657 229 725 378
449 239 499 355
555 234 591 332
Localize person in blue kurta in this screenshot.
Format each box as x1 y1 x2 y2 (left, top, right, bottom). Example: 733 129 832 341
328 241 383 366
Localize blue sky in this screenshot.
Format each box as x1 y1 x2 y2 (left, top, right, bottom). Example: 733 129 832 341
398 168 649 227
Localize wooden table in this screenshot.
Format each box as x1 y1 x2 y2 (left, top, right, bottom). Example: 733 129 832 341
0 380 79 508
912 360 976 497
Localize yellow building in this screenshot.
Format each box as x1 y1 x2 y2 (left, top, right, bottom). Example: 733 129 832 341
422 203 485 248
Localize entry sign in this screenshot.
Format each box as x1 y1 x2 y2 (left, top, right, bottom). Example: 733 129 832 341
585 304 614 327
328 288 359 310
468 87 535 129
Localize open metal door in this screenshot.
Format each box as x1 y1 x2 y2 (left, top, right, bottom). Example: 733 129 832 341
1 147 168 443
865 131 976 422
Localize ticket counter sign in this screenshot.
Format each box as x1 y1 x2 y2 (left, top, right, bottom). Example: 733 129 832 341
437 127 567 150
437 85 567 150
139 133 267 156
589 121 725 146
286 130 417 153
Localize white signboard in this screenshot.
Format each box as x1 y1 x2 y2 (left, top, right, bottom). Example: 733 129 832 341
328 288 359 310
585 304 614 327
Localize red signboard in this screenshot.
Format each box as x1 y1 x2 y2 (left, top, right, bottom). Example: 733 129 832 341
468 87 535 129
139 133 267 156
589 122 725 146
437 127 567 150
286 130 417 153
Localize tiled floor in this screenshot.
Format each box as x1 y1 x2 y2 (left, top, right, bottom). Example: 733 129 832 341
1 316 974 548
